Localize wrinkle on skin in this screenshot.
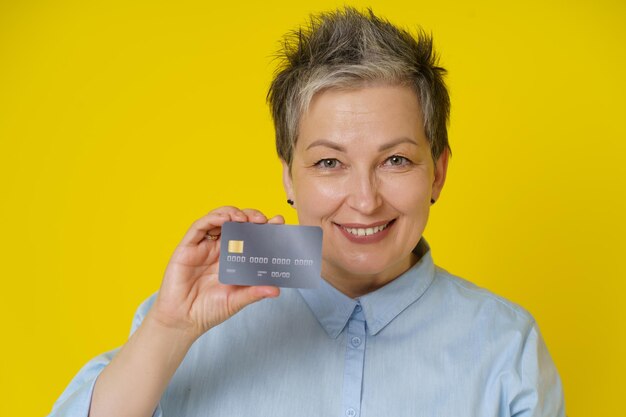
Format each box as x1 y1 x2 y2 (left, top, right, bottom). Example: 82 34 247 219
282 84 448 298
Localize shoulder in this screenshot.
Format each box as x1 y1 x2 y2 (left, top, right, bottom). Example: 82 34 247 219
427 264 536 335
129 292 158 335
424 265 565 415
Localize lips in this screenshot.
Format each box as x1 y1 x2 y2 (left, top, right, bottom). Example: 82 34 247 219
334 219 396 243
340 221 392 236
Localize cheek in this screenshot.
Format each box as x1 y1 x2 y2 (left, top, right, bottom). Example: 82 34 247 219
382 174 432 210
294 177 346 223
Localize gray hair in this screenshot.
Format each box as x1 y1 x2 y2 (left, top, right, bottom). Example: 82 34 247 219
267 6 451 169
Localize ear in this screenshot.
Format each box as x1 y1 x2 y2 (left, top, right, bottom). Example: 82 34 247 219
431 147 450 202
281 159 295 206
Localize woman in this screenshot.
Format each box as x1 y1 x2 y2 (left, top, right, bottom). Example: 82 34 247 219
49 7 565 417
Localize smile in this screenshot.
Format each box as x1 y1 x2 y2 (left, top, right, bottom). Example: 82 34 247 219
334 219 396 244
340 221 392 236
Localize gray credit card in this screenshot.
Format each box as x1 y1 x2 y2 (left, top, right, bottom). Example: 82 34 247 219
218 222 323 288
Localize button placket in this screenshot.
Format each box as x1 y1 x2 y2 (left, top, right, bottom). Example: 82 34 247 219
340 304 366 417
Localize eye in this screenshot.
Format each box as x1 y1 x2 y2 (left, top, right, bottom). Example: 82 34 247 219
314 158 340 169
384 155 412 167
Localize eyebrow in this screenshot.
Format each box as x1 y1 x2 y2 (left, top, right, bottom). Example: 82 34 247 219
305 137 418 152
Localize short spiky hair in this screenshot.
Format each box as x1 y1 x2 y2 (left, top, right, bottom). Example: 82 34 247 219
267 6 451 168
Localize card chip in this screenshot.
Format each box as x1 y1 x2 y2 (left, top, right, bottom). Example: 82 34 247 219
228 240 244 253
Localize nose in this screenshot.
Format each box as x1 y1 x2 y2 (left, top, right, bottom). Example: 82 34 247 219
346 168 383 215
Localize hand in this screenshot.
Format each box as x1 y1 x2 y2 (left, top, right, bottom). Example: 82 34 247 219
148 206 284 341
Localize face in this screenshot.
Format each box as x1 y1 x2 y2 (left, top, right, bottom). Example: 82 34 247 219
282 84 449 296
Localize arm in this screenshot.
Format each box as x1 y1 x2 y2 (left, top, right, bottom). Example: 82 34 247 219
49 207 283 417
510 323 566 417
48 349 119 417
88 310 196 417
88 207 282 417
48 295 153 417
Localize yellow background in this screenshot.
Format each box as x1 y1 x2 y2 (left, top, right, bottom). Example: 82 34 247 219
1 0 624 415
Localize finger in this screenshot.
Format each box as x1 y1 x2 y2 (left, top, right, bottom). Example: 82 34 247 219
228 285 280 315
180 206 245 246
241 208 268 223
267 215 285 225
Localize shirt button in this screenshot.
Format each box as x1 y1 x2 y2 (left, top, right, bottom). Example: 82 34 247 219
351 336 362 347
346 408 357 417
354 304 362 312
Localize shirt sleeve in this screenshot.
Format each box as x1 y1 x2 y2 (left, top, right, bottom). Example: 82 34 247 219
509 322 566 417
47 293 162 417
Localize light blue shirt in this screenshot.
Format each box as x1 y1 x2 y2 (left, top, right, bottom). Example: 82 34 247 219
49 238 565 417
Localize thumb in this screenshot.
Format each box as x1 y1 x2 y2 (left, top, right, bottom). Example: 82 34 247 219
228 285 280 315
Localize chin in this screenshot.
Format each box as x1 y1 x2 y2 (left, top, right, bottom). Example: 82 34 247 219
327 253 397 277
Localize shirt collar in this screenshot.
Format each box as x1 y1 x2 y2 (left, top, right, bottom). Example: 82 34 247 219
298 237 436 338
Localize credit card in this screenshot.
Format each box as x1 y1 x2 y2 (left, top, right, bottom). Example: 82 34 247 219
218 222 323 288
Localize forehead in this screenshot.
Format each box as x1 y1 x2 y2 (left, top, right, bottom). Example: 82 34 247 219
297 84 426 149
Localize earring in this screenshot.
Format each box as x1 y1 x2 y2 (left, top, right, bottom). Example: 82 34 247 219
287 199 294 206
430 198 436 205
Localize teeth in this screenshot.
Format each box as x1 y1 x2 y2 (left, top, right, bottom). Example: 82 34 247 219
342 222 391 236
